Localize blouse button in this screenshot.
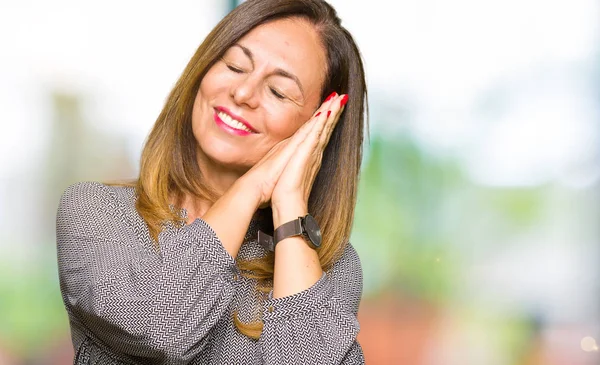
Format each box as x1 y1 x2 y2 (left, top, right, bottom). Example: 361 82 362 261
268 305 274 313
233 273 238 281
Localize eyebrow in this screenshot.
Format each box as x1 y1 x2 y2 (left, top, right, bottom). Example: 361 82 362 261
233 44 305 97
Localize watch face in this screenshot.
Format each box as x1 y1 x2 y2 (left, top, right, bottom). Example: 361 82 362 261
303 214 322 248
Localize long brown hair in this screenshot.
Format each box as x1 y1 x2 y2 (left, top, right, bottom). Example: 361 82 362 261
127 0 367 339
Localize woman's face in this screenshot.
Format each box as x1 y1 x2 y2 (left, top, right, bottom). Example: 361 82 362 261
191 17 327 176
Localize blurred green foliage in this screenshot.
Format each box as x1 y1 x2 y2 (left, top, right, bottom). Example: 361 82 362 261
0 245 67 355
352 133 547 303
353 134 464 301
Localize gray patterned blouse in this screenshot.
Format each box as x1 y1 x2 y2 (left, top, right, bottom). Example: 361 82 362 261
56 182 365 364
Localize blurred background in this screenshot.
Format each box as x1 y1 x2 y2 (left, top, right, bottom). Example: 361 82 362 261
0 0 598 364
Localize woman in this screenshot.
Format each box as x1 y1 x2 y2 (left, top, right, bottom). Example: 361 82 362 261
56 0 367 363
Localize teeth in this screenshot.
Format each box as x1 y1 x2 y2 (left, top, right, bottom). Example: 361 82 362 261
218 112 251 132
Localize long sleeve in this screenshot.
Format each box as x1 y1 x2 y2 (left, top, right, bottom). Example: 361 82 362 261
56 182 238 364
258 242 365 364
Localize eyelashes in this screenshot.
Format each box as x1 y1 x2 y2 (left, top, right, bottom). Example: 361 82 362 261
224 61 287 101
269 88 285 100
226 64 244 73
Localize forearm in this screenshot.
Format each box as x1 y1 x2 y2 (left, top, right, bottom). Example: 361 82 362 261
56 182 239 360
202 177 260 259
259 242 364 364
271 202 323 299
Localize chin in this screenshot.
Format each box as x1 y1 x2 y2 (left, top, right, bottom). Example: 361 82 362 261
200 144 255 173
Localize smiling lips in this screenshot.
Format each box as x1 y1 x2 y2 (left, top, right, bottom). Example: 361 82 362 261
214 107 256 136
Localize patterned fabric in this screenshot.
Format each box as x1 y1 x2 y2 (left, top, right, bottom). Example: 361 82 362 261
56 182 365 364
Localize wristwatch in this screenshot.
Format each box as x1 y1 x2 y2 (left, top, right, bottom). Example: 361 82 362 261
258 214 322 252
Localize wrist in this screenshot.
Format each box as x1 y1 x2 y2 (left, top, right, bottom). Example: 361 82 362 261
233 176 263 211
272 200 308 228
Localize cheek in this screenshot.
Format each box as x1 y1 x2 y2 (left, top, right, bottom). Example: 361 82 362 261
199 68 228 98
263 105 308 142
193 68 233 128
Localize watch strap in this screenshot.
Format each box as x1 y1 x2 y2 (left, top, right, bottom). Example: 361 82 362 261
274 218 303 243
257 230 275 252
258 217 304 252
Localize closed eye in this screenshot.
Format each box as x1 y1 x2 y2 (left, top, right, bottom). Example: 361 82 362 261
226 64 244 73
270 87 286 100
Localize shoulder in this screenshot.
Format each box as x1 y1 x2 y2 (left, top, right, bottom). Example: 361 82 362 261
328 242 363 289
60 181 111 203
57 181 136 240
331 242 362 275
58 181 112 218
59 181 134 212
327 242 363 313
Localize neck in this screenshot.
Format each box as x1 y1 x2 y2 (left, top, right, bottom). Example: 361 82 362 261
177 149 248 222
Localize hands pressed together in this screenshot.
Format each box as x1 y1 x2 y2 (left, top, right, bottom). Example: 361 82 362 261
202 92 348 260
241 92 348 225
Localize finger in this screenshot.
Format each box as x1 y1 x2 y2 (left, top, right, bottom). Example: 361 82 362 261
320 106 344 147
303 93 341 144
285 98 330 145
305 91 338 130
258 115 318 169
302 109 330 149
315 91 338 114
276 92 341 172
319 94 347 146
271 109 322 155
316 93 341 128
259 92 334 169
292 114 323 149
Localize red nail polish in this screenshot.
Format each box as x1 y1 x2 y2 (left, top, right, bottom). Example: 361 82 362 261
340 94 349 107
327 110 331 117
324 91 337 102
315 112 321 117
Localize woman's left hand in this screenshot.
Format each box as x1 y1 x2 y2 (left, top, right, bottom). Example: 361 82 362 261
270 92 348 225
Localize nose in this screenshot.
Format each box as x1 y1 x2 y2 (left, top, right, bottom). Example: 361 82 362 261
230 74 261 109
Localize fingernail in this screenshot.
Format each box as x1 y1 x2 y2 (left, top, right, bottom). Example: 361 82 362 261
315 112 321 117
324 91 337 102
327 110 331 117
340 94 349 107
